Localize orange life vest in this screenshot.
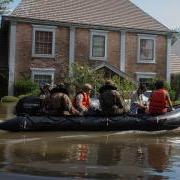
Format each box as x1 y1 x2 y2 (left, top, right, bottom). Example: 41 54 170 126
149 89 168 115
73 92 90 108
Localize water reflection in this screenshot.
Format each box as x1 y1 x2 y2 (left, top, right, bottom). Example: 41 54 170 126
0 103 180 179
0 132 177 179
147 143 171 172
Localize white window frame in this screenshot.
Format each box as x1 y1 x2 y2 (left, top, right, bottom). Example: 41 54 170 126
32 25 56 58
30 68 55 85
136 72 156 82
137 34 156 64
90 30 108 61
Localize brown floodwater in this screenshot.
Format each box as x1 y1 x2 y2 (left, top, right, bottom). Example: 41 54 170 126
0 103 180 179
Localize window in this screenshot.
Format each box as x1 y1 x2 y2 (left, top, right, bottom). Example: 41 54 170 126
32 25 56 58
136 72 156 89
90 30 108 61
138 34 156 63
31 68 55 86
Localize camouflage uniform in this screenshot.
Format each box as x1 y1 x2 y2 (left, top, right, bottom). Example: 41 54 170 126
99 89 126 116
48 92 79 116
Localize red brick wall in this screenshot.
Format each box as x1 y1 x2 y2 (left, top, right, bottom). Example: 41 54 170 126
14 23 167 83
108 31 120 68
75 28 120 68
15 23 70 83
125 32 167 79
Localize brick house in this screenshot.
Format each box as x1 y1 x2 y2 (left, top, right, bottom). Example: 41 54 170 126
0 0 172 95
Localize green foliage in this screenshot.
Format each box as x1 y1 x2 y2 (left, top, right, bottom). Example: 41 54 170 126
171 73 180 100
65 63 136 99
15 78 39 96
147 78 176 101
1 96 18 102
112 75 136 100
0 0 13 15
163 81 175 101
65 63 105 96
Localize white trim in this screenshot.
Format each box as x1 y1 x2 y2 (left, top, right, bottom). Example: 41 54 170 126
69 27 75 77
136 72 156 81
30 68 55 85
120 31 126 72
32 25 56 58
8 22 16 96
90 30 108 61
166 37 171 83
137 34 156 64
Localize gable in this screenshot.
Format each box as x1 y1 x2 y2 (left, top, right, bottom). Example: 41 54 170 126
11 0 169 32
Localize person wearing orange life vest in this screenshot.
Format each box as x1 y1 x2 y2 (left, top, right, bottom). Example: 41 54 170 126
149 80 174 115
73 83 92 114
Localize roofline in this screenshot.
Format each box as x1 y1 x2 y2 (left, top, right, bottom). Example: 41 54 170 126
3 15 171 35
94 62 137 85
130 0 170 31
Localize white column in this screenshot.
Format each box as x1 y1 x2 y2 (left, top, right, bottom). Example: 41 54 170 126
8 22 16 96
120 31 126 72
69 27 75 77
166 36 171 83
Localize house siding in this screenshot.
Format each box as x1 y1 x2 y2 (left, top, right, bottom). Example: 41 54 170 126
125 32 167 79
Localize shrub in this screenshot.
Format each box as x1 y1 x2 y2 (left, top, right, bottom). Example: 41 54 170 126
65 63 105 97
171 73 180 100
15 79 39 96
147 79 176 101
65 63 136 99
1 96 19 102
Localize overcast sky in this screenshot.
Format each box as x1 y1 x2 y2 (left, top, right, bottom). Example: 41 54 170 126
10 0 180 30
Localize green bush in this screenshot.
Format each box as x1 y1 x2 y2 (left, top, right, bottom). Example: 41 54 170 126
1 96 19 102
171 73 180 100
65 63 136 99
15 79 39 96
65 63 105 96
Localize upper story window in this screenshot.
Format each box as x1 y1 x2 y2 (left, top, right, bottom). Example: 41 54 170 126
138 34 156 64
32 25 56 58
90 30 108 61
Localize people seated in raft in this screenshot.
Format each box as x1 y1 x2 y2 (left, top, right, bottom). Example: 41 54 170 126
46 83 80 116
73 83 92 115
148 80 174 115
130 83 149 115
99 80 127 116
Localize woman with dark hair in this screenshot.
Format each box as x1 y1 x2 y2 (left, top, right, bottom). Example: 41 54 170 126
149 80 174 115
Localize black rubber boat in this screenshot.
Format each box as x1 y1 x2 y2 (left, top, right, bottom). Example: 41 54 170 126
1 108 180 132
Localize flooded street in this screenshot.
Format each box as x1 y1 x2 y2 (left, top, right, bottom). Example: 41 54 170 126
0 103 180 179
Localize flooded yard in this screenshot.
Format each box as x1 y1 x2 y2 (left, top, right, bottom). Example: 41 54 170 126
0 103 180 179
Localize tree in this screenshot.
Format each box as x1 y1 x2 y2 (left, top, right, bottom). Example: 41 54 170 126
0 0 13 16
